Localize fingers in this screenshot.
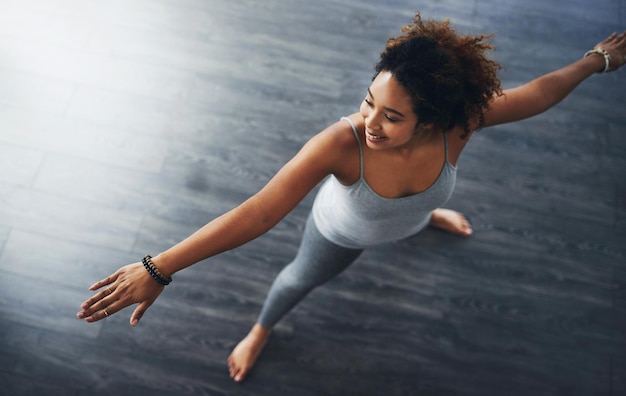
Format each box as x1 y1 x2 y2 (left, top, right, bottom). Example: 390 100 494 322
130 300 153 327
79 285 115 312
89 271 120 291
78 262 165 326
78 268 125 319
600 31 624 46
82 298 126 323
611 31 626 46
600 32 616 45
77 285 116 319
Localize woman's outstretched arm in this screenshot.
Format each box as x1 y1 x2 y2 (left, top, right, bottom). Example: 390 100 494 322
77 121 356 326
483 31 626 128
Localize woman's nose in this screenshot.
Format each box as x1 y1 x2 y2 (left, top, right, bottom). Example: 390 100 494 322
365 110 382 130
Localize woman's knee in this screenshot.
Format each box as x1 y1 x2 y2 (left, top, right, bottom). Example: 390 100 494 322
274 269 318 295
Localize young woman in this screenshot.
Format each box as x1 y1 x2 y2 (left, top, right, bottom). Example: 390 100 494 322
77 13 626 383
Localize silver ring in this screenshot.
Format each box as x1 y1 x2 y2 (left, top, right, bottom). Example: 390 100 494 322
105 286 112 295
103 309 109 317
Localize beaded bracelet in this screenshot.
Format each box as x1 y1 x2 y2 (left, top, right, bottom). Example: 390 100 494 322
142 255 172 285
584 47 611 73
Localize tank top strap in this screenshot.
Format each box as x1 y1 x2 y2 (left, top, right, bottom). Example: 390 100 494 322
340 117 364 178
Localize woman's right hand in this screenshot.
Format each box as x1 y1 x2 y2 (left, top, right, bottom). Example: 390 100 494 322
77 262 165 326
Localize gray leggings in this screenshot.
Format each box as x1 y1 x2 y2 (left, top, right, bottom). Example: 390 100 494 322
257 214 363 329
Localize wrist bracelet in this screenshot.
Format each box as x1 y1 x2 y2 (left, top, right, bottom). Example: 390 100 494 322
142 255 172 285
584 47 611 73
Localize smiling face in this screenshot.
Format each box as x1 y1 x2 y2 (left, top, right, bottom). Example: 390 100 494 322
359 71 421 151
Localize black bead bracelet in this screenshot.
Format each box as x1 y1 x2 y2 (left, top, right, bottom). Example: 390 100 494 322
142 255 172 286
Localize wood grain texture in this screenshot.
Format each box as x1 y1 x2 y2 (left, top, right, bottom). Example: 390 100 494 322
0 0 624 395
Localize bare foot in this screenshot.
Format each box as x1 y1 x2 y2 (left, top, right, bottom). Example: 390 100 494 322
228 323 271 382
429 208 473 236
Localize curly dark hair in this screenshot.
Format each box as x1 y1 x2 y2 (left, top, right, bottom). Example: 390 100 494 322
375 12 503 138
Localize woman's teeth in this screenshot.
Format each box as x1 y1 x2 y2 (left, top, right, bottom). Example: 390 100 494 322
367 130 385 140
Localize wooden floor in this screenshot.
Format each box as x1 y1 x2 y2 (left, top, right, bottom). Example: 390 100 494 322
0 0 625 395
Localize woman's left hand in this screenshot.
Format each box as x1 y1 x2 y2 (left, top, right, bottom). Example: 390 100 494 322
592 31 626 72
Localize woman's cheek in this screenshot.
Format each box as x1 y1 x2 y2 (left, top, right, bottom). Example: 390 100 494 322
359 101 370 118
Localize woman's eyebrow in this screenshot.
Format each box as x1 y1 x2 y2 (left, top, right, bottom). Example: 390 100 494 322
367 88 406 118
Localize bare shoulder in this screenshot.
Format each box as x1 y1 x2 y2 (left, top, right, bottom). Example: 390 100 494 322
304 114 361 181
446 126 475 166
248 117 362 224
317 115 361 147
305 115 359 155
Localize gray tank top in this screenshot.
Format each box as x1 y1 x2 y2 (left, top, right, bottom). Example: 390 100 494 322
312 117 457 248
